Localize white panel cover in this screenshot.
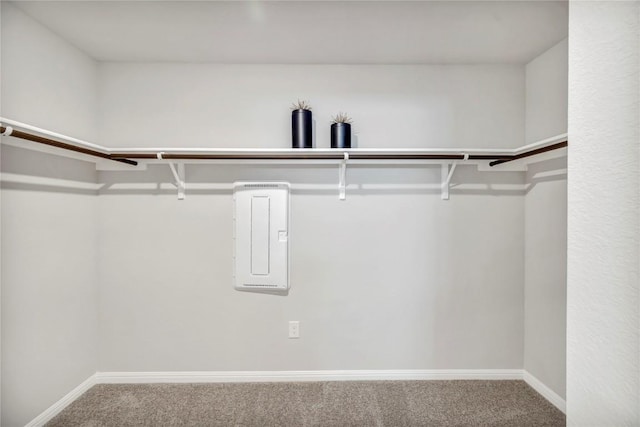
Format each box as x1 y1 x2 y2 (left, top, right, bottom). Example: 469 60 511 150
233 182 289 292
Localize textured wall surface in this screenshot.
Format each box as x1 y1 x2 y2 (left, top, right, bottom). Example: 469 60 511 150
1 4 99 426
567 1 639 425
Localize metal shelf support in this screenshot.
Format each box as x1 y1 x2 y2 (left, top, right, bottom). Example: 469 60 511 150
441 153 469 200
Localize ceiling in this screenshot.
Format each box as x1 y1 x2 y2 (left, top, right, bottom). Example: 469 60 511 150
12 1 568 64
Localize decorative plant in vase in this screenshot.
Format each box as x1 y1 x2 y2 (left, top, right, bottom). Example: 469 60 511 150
291 100 313 148
330 112 352 149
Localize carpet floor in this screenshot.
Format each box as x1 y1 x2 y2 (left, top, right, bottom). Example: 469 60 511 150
46 380 565 426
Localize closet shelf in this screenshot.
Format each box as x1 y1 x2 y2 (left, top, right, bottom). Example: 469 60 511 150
0 117 567 167
0 117 567 201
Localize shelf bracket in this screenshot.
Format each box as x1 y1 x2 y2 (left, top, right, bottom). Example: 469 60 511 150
441 153 469 200
339 152 349 200
157 152 186 200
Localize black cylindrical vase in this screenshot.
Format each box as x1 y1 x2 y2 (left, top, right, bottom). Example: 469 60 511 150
291 109 312 148
331 123 351 149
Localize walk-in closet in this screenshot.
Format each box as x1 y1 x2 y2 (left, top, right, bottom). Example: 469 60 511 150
2 1 639 425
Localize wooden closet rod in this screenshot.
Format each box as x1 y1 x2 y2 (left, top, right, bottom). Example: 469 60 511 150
0 125 138 166
1 125 566 166
489 140 568 167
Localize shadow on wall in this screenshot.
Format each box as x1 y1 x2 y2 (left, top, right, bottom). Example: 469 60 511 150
525 156 567 195
1 145 532 197
97 162 527 197
0 143 99 195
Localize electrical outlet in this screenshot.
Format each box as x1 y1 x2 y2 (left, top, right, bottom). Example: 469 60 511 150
288 321 300 339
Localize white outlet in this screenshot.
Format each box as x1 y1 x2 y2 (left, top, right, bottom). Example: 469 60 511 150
288 321 300 339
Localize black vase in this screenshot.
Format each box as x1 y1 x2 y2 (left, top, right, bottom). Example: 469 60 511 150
291 109 312 148
331 123 351 149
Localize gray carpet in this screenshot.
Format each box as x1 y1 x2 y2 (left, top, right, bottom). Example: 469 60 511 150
47 380 565 426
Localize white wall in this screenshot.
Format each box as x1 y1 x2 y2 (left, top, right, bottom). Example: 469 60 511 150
0 4 99 426
567 1 639 425
0 3 97 141
98 64 524 149
97 166 525 371
526 39 568 144
96 63 527 371
524 158 567 399
523 39 568 400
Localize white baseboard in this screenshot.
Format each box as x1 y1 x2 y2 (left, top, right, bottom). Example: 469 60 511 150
523 370 566 414
25 374 96 427
31 369 565 426
94 369 523 384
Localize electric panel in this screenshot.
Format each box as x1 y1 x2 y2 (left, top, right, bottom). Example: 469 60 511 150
233 182 289 292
